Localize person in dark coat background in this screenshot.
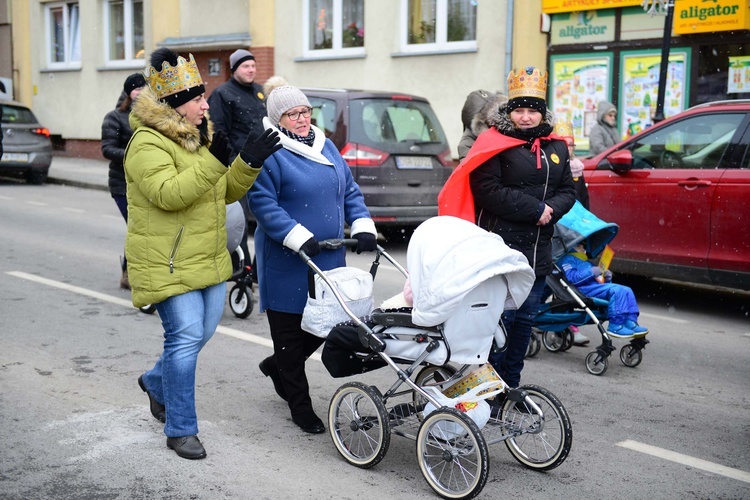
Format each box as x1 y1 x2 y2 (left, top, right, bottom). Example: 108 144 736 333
100 73 146 289
441 67 575 396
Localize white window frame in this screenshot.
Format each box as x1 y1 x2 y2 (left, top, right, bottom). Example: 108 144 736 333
44 1 81 69
302 0 366 59
399 0 477 54
102 0 145 68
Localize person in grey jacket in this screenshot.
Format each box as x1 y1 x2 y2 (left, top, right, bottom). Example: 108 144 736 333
457 90 506 160
588 100 620 155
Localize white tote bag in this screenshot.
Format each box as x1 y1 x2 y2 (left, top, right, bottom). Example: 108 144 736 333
301 267 374 338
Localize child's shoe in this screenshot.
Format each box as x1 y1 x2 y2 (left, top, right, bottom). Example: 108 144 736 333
570 326 590 346
607 323 635 338
624 320 648 335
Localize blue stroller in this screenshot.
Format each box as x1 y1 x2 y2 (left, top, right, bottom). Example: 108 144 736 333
527 202 650 376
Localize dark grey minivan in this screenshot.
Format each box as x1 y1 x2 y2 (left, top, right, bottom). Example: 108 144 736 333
303 87 454 238
1 100 53 184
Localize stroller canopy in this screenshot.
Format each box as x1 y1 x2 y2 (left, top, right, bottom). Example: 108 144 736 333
552 201 618 261
407 216 535 327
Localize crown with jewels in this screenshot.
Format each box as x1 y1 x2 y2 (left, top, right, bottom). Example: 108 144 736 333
144 53 204 101
507 67 548 101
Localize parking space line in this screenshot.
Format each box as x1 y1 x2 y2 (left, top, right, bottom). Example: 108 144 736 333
617 440 750 484
5 271 315 359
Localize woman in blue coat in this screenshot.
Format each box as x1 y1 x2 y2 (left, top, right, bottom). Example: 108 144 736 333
248 85 377 434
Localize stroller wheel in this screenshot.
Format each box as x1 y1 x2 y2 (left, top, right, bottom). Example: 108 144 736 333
503 385 572 471
413 365 458 418
417 407 489 499
620 344 643 367
526 330 541 358
328 382 390 469
542 330 566 352
228 284 253 318
585 351 609 375
139 304 156 315
560 328 575 351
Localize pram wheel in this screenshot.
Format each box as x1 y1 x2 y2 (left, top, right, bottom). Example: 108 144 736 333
417 407 489 500
328 382 390 469
585 351 609 375
228 284 253 318
541 330 566 352
526 330 541 358
413 365 458 416
139 304 156 315
561 328 574 351
503 385 572 471
620 344 643 367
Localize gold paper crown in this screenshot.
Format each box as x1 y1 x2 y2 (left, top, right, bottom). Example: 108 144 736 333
507 67 548 101
554 120 574 138
144 53 204 100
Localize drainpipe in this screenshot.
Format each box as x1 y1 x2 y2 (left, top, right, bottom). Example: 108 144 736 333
505 0 514 85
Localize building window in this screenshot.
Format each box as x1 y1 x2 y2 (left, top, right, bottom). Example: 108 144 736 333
103 0 145 64
45 2 81 68
401 0 477 53
304 0 365 57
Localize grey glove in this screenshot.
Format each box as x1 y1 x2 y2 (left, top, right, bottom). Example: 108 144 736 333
590 266 602 278
300 237 320 257
604 270 613 282
240 129 282 167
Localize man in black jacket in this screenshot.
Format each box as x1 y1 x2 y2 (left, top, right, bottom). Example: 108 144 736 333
208 49 269 282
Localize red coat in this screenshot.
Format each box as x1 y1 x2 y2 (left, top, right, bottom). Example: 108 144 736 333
438 128 562 222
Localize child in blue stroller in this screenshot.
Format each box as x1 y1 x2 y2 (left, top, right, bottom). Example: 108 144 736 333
530 201 650 375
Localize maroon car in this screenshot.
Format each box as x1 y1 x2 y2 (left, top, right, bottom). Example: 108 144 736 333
581 100 750 291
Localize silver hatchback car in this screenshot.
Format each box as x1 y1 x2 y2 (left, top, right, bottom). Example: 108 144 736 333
1 100 53 184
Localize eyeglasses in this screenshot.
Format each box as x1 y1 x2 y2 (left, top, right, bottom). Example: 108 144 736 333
283 107 313 121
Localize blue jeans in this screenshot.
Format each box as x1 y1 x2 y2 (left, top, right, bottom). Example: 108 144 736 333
489 276 546 388
142 282 226 437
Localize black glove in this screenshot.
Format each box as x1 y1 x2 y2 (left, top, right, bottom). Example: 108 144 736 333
353 233 377 254
197 117 210 144
300 237 320 257
209 130 233 167
240 129 282 167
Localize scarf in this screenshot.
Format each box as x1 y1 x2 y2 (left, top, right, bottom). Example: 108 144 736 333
279 125 315 147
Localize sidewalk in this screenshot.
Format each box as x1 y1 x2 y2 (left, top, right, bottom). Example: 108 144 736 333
46 155 109 191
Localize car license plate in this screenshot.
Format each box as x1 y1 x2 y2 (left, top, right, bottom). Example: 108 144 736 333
0 153 29 163
396 156 433 170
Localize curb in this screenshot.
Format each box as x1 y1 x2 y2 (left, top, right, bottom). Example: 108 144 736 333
46 177 109 192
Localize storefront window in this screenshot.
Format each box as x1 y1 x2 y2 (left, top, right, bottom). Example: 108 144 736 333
696 44 750 102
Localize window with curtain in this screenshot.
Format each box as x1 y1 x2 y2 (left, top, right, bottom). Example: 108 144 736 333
104 0 145 63
404 0 476 51
306 0 365 55
46 2 81 67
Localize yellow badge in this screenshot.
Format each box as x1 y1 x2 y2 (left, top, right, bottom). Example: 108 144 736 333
550 153 560 164
258 92 265 100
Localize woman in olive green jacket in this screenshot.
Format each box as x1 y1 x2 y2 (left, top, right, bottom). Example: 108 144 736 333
126 48 279 460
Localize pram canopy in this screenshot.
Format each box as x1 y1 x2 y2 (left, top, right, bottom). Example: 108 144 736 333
552 201 618 261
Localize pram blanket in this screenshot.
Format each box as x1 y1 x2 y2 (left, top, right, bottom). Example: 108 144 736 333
408 216 535 327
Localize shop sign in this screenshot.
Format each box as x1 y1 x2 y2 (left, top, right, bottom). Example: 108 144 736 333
549 53 613 151
728 56 750 94
673 0 750 34
619 49 690 137
542 0 641 14
551 10 616 44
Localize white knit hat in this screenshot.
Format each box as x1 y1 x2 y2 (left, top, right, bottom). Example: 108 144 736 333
266 85 311 125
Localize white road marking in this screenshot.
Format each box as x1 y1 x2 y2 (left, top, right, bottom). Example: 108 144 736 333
63 207 85 213
5 271 321 361
101 214 122 220
0 195 14 200
26 201 47 206
617 440 750 484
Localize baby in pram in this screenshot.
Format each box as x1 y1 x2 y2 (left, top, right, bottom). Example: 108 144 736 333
321 216 535 379
558 242 648 338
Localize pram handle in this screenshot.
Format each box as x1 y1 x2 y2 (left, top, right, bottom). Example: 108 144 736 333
298 238 388 262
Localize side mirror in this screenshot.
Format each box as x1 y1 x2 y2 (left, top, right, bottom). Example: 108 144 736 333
604 149 634 174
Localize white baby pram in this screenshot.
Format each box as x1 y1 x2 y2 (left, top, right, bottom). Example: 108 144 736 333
303 216 573 500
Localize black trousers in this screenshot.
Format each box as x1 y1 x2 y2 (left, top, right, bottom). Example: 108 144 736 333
265 309 325 418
